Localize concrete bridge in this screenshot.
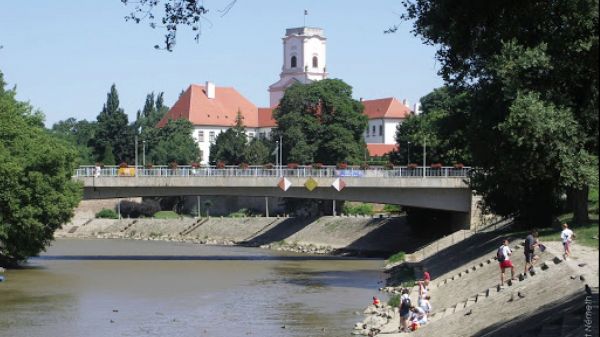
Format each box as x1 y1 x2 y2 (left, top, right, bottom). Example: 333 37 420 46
74 165 480 229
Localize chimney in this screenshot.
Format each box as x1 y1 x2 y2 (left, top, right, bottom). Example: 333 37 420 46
206 81 215 99
402 98 409 108
359 97 363 102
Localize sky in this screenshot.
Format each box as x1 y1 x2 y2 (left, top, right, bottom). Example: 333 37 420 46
0 0 444 127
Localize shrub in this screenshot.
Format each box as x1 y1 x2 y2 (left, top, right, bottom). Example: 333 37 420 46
153 211 180 219
119 200 161 218
383 204 402 213
169 161 178 169
387 251 406 264
96 208 118 219
228 208 249 217
342 203 374 216
388 294 401 308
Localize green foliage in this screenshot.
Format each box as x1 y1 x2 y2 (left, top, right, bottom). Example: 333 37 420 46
383 204 403 214
393 86 472 165
209 111 248 164
401 0 599 226
0 71 81 264
273 79 368 164
387 251 406 264
91 84 135 164
148 118 200 164
228 208 250 218
244 138 271 165
96 208 118 219
153 211 180 219
386 265 417 287
387 294 401 308
342 203 374 216
50 118 97 164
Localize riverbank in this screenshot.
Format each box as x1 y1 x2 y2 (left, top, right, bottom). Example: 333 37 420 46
56 215 428 257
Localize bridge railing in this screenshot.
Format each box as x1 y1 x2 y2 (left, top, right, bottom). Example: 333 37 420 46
74 165 470 178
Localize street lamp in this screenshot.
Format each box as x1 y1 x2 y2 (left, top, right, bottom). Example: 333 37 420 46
407 141 411 165
142 140 146 167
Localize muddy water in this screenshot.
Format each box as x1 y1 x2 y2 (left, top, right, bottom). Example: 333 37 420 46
0 239 385 337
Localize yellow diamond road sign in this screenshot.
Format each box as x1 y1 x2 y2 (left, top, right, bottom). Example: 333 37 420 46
304 177 318 191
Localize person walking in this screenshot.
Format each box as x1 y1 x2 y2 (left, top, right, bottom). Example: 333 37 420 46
523 229 539 276
560 223 576 260
497 239 515 286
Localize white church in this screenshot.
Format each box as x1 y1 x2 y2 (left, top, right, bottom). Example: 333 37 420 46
158 26 417 164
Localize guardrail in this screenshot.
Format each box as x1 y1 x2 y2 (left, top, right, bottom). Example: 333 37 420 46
74 165 471 178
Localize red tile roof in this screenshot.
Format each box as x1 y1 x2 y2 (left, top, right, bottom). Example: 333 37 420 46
257 107 277 127
367 144 398 157
158 84 275 128
362 98 412 119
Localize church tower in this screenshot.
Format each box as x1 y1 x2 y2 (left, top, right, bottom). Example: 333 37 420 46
268 27 328 107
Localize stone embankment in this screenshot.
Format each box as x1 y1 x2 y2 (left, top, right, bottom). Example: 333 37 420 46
354 230 599 336
56 215 422 256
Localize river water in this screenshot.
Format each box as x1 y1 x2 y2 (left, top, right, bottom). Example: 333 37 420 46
0 239 385 337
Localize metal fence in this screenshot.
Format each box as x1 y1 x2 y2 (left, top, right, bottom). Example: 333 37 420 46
74 165 471 178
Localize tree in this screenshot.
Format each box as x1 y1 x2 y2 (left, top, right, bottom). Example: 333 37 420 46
393 86 472 165
0 71 81 265
148 119 200 164
209 110 248 164
273 79 368 165
91 84 135 164
51 118 97 164
244 138 271 165
122 0 238 51
401 0 599 226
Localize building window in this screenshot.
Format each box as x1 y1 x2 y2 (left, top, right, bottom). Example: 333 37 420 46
366 127 370 137
372 125 376 135
379 125 383 136
312 56 318 68
198 131 204 142
259 132 266 139
209 131 215 142
291 56 297 68
248 132 255 140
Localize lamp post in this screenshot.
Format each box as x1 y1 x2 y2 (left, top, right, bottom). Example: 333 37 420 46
279 135 283 177
142 140 146 168
407 141 411 165
275 140 279 175
423 138 427 178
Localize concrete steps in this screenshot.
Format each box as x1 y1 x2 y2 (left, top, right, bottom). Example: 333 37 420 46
120 219 138 232
179 218 209 236
426 257 563 325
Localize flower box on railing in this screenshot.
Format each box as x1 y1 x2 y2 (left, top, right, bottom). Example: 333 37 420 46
169 161 178 170
119 162 128 169
453 163 464 169
384 162 395 170
360 163 370 170
190 162 201 169
407 163 418 169
239 163 249 169
216 161 226 169
264 163 274 169
287 163 299 169
336 162 348 169
312 163 324 169
430 163 443 169
145 163 153 169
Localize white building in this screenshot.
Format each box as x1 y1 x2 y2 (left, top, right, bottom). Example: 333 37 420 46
158 26 414 162
268 27 328 107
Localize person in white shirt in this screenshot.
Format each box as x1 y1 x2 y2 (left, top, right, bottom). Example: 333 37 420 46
419 295 432 314
561 223 575 260
498 239 515 286
409 305 427 325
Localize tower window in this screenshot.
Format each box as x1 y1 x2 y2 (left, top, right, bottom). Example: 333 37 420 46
312 56 318 68
291 56 297 68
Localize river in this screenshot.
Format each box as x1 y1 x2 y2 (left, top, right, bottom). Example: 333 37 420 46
0 239 385 337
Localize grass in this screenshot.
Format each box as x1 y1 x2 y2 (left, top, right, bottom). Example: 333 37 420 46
153 211 181 219
387 251 406 264
387 294 401 308
342 203 374 216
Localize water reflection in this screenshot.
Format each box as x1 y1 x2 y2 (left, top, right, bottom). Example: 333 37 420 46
0 239 384 337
